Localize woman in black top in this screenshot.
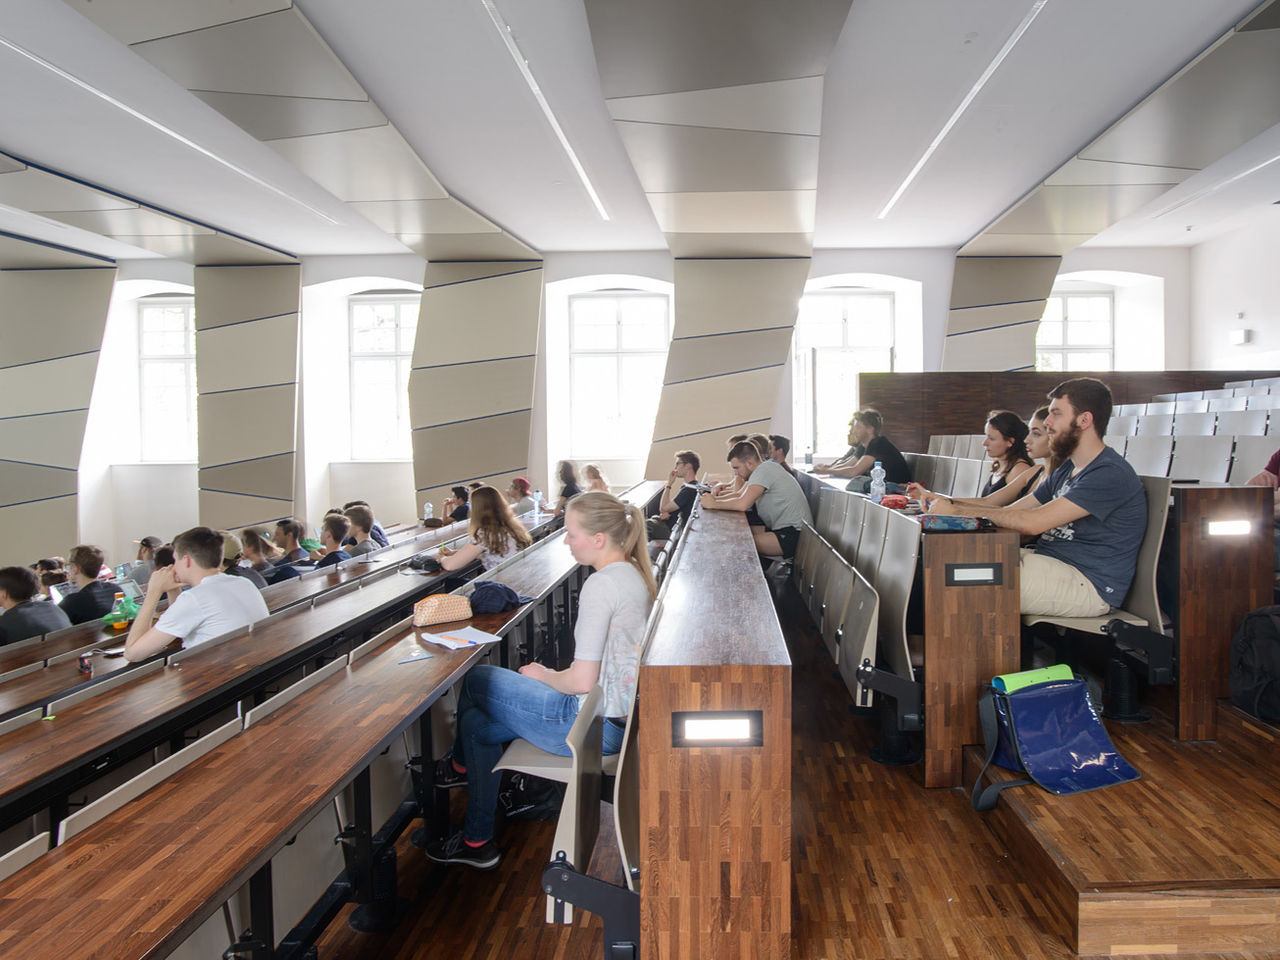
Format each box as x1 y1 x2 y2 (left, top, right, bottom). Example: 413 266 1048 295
552 460 582 517
978 410 1038 497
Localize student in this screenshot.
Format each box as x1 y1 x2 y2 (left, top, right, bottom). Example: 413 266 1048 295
700 440 813 559
926 378 1146 617
813 421 865 475
272 518 310 565
342 500 390 547
910 407 1055 510
709 434 751 495
437 485 533 572
124 526 269 662
39 570 69 599
0 566 71 645
979 410 1038 497
552 460 582 517
442 486 471 523
241 528 283 572
506 477 535 515
425 492 654 869
1244 447 1280 570
658 450 701 526
769 435 796 475
343 505 379 557
315 515 352 569
583 463 610 493
59 545 122 624
814 410 911 493
128 536 163 588
219 532 268 590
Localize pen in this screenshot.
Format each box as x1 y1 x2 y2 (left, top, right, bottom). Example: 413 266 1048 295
398 654 433 663
439 634 477 645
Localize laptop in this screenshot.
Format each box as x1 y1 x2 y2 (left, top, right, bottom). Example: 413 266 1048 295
115 562 133 580
117 580 144 602
49 581 76 607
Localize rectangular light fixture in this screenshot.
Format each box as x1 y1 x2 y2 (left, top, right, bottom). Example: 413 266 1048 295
945 562 1003 586
877 0 1050 219
1206 519 1252 537
671 710 763 748
481 0 609 221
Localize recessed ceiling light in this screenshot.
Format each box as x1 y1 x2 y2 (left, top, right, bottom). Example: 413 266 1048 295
877 0 1051 220
0 33 340 226
481 0 609 221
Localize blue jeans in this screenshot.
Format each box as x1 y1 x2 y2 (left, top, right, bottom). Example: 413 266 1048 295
453 664 624 842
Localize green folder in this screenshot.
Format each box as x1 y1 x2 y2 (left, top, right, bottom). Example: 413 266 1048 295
992 663 1073 693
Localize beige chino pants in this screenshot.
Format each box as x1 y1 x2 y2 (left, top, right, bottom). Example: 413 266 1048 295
1019 548 1110 618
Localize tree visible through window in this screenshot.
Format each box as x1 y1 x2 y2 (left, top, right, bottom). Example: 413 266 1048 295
138 298 198 462
792 290 895 459
349 295 418 460
1036 293 1114 372
568 292 669 459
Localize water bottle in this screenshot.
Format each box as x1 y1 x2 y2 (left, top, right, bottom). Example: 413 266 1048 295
423 501 433 521
869 461 887 504
533 489 544 514
804 447 813 467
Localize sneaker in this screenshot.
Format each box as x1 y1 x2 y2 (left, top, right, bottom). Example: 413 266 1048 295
434 755 468 789
424 830 501 870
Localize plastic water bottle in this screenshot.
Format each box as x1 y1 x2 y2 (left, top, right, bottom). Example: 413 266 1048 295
423 501 433 521
533 489 544 514
804 447 813 467
869 461 887 504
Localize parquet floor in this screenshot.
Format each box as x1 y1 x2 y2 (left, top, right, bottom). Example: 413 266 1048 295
317 587 1280 959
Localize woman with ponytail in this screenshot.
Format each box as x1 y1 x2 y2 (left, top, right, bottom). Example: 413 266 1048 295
425 491 655 871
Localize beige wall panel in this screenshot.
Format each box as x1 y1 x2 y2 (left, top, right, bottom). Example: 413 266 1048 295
0 239 111 270
649 190 816 234
986 184 1171 237
959 233 1097 258
616 123 819 194
198 385 296 467
267 125 447 200
946 301 1049 337
50 208 214 237
0 170 133 213
663 327 795 384
424 262 539 288
0 268 116 363
63 0 289 46
645 419 772 480
672 258 810 340
133 9 366 100
0 353 101 418
0 462 78 509
199 453 294 503
195 264 301 329
195 314 299 395
113 234 295 266
941 325 1041 373
349 198 500 236
949 257 1063 310
404 232 540 262
666 231 814 259
415 267 544 365
0 496 79 568
651 367 784 441
0 410 88 470
1045 158 1195 187
0 156 25 175
194 90 385 142
607 77 824 136
199 491 295 532
411 411 532 493
407 356 536 429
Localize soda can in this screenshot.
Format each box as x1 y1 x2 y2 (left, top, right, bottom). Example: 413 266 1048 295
79 654 91 674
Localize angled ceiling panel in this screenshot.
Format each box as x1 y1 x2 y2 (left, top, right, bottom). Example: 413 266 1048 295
347 198 501 237
1044 158 1197 187
63 0 290 46
266 124 447 201
0 168 136 213
192 90 386 142
399 232 539 263
665 232 815 259
0 156 25 176
607 77 825 136
132 9 367 101
47 208 216 238
959 233 1098 258
985 184 1173 237
108 233 294 264
0 235 113 270
614 122 820 194
648 191 816 234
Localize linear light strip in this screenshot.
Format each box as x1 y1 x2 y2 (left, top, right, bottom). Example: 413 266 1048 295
877 0 1051 220
480 0 610 221
0 33 340 226
1150 152 1280 219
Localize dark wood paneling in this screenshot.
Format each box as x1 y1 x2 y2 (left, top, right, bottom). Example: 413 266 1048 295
860 370 1280 456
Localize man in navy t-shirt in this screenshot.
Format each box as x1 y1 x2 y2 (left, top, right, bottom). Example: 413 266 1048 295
925 377 1146 617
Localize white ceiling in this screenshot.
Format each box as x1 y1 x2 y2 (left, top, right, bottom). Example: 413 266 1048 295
0 0 1273 264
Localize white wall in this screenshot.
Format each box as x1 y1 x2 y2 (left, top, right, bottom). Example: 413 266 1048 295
1187 212 1280 369
107 463 199 565
328 461 418 527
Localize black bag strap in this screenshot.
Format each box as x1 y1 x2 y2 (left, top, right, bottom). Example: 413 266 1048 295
972 687 1034 812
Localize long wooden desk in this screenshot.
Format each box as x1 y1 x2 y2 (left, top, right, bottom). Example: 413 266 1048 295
638 506 791 960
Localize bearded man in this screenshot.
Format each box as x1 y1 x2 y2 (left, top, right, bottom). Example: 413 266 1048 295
925 377 1146 617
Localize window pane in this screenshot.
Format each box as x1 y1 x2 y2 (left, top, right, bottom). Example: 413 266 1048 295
1037 351 1064 372
571 297 618 350
617 353 665 451
141 359 197 461
618 297 667 350
1037 320 1063 347
398 301 419 354
1065 351 1112 371
351 358 403 459
351 302 398 353
796 296 843 348
570 355 621 456
847 295 894 346
1040 297 1063 326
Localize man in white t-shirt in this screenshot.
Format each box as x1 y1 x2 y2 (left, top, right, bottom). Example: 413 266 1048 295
124 525 269 662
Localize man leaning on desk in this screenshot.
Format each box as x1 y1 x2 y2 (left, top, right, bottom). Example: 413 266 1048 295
124 526 269 662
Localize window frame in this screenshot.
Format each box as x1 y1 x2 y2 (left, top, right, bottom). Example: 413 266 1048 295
137 296 198 463
347 293 420 462
1035 291 1115 372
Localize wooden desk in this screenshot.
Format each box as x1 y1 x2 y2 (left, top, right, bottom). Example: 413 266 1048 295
638 507 791 960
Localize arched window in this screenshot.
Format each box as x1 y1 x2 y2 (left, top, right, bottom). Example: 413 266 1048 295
138 294 198 462
1036 271 1166 372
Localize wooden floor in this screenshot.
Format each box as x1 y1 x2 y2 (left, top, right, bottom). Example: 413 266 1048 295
316 587 1280 960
